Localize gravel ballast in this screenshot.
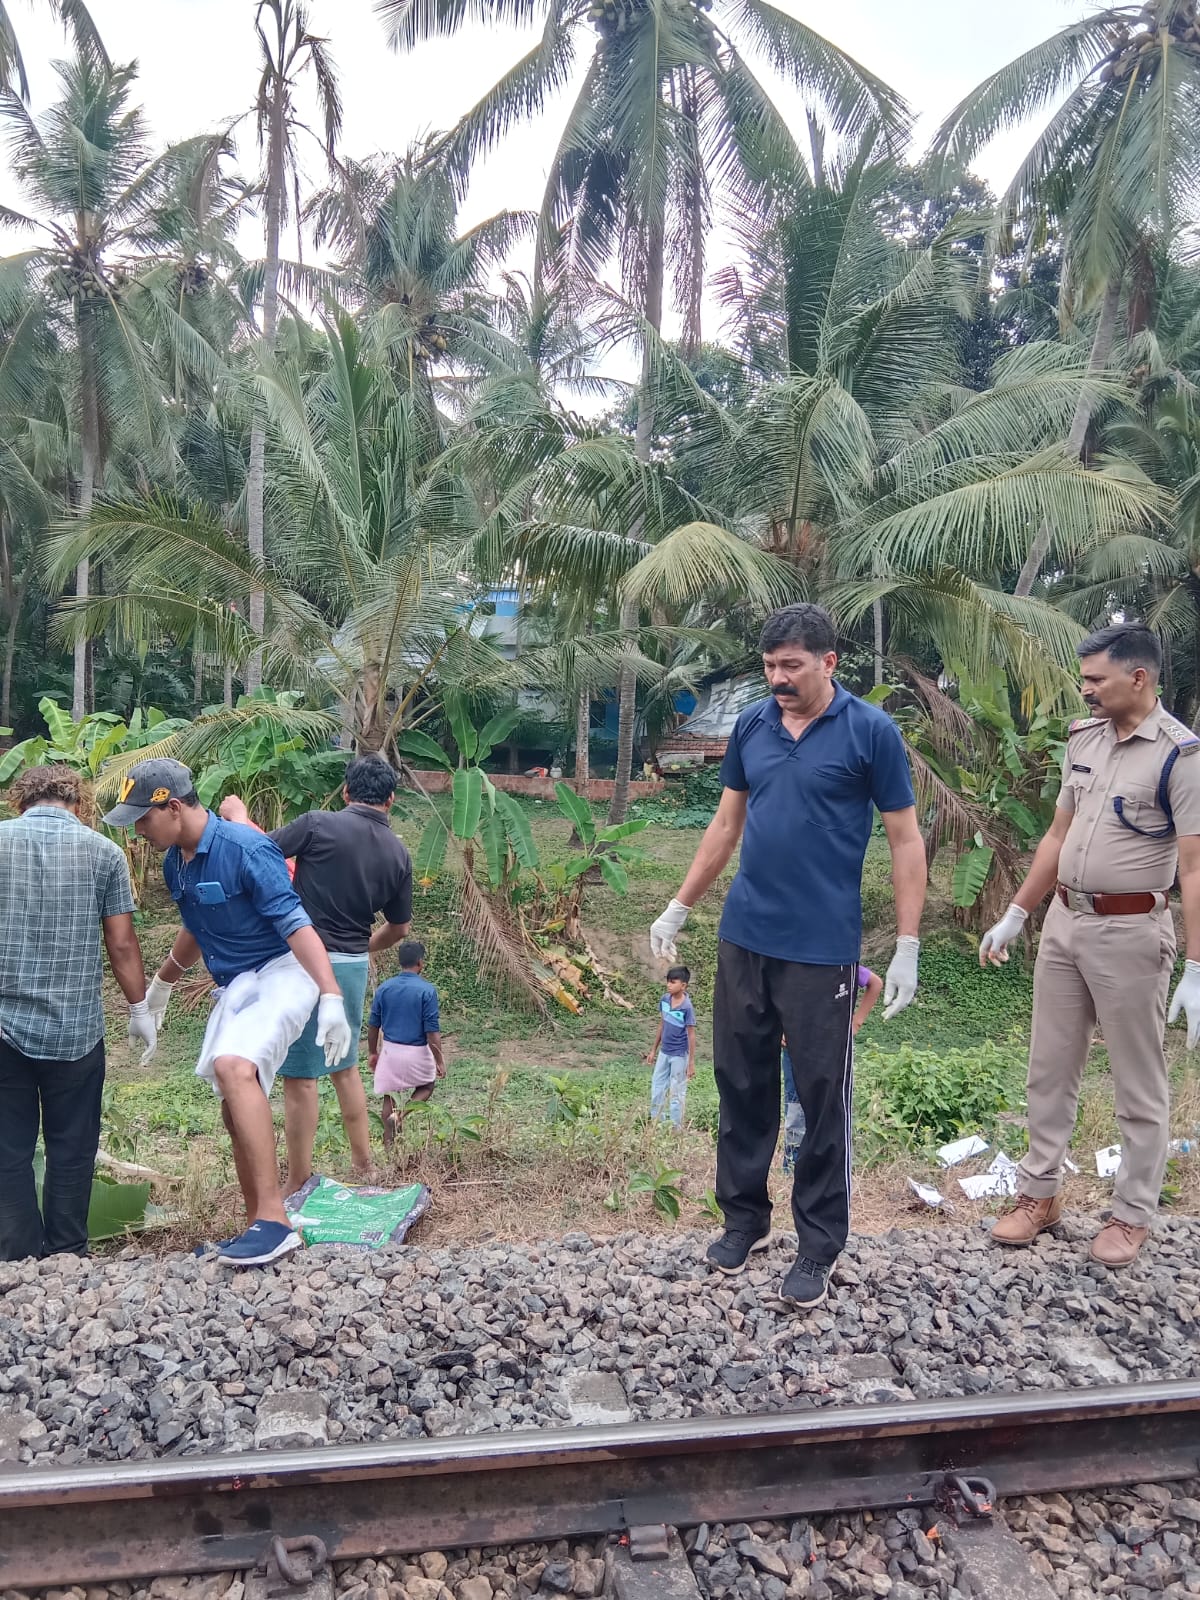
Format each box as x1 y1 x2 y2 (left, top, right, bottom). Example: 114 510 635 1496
33 1489 1200 1600
8 1213 1200 1600
1 1211 1199 1467
8 1518 962 1600
0 1203 1196 1465
1006 1479 1200 1598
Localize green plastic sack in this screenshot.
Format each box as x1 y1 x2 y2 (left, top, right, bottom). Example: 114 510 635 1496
285 1175 430 1250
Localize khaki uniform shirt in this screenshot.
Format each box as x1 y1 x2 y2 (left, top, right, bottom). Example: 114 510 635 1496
1056 705 1200 894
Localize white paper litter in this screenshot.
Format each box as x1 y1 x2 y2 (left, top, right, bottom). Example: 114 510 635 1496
958 1151 1019 1200
936 1134 989 1167
1168 1138 1195 1156
1064 1157 1080 1174
907 1177 948 1210
1095 1145 1122 1178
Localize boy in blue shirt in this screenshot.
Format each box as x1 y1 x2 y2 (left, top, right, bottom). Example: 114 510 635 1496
645 966 697 1128
368 941 444 1148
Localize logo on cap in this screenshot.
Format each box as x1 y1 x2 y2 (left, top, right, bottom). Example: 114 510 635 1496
151 787 170 803
119 776 136 803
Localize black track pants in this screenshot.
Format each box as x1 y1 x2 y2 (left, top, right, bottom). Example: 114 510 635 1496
712 939 855 1265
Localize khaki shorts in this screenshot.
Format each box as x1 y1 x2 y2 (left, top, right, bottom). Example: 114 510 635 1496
196 952 319 1100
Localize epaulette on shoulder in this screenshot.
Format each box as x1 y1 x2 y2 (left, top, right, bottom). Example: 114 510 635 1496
1160 715 1200 756
1068 716 1104 735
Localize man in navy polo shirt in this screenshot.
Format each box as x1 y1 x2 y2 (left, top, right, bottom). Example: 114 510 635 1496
650 604 925 1308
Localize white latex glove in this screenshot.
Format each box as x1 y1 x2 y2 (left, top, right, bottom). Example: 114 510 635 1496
650 898 691 962
128 999 158 1067
315 993 353 1069
883 936 920 1021
979 903 1029 967
1168 960 1200 1049
145 974 175 1030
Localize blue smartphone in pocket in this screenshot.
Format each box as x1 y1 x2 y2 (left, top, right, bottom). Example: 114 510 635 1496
194 881 228 905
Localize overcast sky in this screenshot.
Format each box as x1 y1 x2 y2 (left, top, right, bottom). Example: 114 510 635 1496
0 0 1078 344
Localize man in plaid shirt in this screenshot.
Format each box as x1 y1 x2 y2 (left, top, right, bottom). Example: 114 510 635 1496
0 765 156 1260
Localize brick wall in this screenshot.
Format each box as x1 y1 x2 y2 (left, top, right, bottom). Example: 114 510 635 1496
406 771 666 801
659 736 729 759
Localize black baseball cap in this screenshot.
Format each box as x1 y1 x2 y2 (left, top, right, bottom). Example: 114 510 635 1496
102 758 195 827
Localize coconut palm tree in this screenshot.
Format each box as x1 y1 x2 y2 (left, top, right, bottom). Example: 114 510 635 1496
1059 388 1200 711
0 49 222 717
1052 256 1200 720
129 136 254 413
493 269 608 401
0 365 65 727
0 0 105 100
379 0 909 820
244 0 342 693
673 146 1162 704
931 0 1200 595
306 144 531 424
445 367 801 778
45 310 523 751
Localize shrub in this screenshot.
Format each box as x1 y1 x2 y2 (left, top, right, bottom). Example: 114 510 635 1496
629 1164 684 1220
856 1039 1025 1146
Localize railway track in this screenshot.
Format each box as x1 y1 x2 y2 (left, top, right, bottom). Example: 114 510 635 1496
2 1378 1198 1593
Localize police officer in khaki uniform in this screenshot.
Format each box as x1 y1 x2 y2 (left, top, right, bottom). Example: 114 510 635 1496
979 623 1200 1267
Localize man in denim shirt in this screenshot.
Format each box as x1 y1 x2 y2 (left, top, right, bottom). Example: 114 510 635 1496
105 759 352 1266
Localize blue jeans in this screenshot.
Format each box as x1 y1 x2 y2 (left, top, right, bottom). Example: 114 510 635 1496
782 1047 806 1171
650 1052 689 1128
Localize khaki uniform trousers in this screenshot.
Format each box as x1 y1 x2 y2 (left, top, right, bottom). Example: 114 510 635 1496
1018 896 1175 1227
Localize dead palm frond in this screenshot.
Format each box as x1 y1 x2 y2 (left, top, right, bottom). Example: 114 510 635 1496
456 855 547 1015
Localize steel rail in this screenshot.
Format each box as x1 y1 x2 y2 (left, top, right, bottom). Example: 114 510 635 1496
1 1379 1198 1586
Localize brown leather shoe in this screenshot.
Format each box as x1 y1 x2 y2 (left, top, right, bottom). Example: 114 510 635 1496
990 1192 1063 1246
1090 1218 1149 1267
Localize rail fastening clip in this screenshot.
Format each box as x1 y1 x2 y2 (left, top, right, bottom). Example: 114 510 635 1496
941 1472 996 1522
256 1533 330 1594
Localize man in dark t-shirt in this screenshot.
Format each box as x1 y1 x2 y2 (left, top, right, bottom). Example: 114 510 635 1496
221 756 412 1190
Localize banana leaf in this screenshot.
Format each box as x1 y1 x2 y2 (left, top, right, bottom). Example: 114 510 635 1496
33 1147 155 1243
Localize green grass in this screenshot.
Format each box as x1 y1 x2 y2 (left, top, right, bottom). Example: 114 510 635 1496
876 933 1034 1052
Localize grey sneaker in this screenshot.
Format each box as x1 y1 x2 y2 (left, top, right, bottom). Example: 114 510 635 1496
781 1255 830 1308
705 1227 772 1275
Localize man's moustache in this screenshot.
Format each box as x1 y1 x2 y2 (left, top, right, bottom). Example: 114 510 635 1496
771 685 798 697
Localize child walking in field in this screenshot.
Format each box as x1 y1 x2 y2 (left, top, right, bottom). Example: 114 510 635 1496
368 941 444 1149
645 965 697 1128
781 963 883 1174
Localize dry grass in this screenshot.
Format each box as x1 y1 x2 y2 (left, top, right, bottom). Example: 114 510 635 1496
130 1147 1200 1260
854 1065 1200 1236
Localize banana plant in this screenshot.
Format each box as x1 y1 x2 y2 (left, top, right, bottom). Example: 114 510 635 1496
396 700 550 1011
396 700 531 893
395 698 651 1009
0 696 190 785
